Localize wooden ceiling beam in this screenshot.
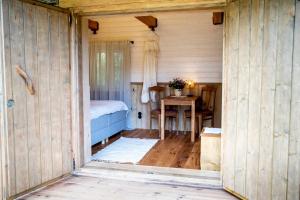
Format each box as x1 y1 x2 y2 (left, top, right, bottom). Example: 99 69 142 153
59 0 226 15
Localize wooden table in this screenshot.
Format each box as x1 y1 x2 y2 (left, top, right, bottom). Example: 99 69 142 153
160 96 198 142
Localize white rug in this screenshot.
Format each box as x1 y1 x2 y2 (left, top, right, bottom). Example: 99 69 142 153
92 137 159 164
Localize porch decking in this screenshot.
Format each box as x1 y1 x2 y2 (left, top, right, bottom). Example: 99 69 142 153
18 166 237 200
92 129 200 169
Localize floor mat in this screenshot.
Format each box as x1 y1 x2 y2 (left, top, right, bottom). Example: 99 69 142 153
92 137 158 164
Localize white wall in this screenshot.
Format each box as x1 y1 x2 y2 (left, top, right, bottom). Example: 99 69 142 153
88 10 223 83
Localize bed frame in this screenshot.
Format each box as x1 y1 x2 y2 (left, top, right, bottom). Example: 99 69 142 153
91 111 127 146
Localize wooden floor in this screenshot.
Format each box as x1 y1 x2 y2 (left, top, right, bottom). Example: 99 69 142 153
18 169 237 200
92 129 200 169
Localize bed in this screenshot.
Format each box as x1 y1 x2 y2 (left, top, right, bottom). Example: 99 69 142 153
90 100 129 146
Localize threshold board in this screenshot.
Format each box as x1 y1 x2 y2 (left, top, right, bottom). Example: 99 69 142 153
18 164 237 200
78 161 222 189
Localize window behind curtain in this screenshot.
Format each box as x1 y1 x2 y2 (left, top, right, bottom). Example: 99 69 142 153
89 41 130 102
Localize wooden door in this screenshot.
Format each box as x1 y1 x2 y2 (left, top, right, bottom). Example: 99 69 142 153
0 1 5 199
222 0 300 199
2 0 72 198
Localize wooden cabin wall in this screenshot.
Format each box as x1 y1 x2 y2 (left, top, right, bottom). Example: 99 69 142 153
222 0 300 199
130 83 222 131
2 0 72 197
88 11 223 83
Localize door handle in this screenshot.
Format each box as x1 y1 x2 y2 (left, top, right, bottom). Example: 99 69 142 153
15 65 35 95
7 99 15 108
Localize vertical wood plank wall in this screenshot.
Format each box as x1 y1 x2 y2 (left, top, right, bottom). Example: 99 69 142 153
130 83 222 130
2 0 72 197
223 0 300 199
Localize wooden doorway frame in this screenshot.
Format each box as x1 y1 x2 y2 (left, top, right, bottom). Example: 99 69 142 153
72 7 226 184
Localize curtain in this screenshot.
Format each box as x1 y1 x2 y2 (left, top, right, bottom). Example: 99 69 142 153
89 41 131 102
141 40 160 103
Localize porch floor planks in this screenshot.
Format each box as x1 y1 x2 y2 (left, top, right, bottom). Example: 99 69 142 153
18 174 237 200
92 129 201 170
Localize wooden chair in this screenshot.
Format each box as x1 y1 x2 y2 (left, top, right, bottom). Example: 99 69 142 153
148 86 179 135
183 86 217 133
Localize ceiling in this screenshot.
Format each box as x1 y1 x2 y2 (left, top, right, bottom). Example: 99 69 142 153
59 0 226 15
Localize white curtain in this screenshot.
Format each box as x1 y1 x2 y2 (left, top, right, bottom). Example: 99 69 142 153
141 40 160 103
89 40 131 103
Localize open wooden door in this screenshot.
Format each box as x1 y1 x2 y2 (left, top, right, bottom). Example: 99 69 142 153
0 2 6 200
222 0 300 199
2 0 73 198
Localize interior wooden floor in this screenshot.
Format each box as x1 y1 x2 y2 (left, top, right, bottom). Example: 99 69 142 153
92 129 200 169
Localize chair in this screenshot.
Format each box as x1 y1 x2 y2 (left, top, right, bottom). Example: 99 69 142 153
183 86 217 133
148 86 179 135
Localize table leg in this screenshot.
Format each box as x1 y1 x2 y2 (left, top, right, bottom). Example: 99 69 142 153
191 101 195 143
161 100 165 140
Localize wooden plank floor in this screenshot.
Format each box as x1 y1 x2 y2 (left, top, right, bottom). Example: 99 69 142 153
92 129 200 169
18 173 237 200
